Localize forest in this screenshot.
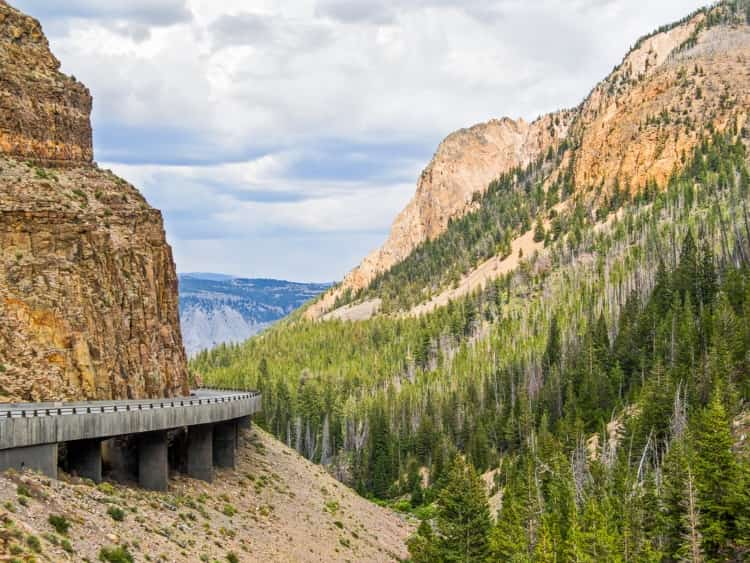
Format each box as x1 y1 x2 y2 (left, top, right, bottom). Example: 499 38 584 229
194 120 750 560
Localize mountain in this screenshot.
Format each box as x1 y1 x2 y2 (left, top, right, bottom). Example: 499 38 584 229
196 2 750 560
0 0 188 402
307 4 749 319
179 274 330 356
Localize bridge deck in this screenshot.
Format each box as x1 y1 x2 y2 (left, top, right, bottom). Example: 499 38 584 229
0 389 261 450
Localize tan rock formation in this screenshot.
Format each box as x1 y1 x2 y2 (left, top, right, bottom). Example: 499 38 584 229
309 5 750 319
0 1 188 401
0 1 92 164
306 113 572 318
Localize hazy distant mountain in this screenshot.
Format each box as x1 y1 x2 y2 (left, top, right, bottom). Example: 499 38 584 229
178 274 330 356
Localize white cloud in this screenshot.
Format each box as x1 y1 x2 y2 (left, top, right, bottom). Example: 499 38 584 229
11 0 710 280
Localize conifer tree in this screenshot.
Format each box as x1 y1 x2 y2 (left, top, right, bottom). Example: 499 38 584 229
436 456 492 562
691 389 748 560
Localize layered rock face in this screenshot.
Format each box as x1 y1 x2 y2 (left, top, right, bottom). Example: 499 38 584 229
308 6 750 319
0 1 92 164
0 2 188 402
306 113 572 318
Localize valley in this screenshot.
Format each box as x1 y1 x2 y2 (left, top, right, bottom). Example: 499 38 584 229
2 0 750 561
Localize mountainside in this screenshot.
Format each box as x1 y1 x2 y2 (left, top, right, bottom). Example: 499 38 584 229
308 3 750 319
0 0 188 402
179 274 329 356
0 425 413 562
197 3 750 561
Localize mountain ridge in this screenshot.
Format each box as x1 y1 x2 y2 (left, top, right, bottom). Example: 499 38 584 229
307 3 749 319
180 274 329 356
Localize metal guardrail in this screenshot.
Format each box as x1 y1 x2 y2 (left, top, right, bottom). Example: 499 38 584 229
0 389 260 420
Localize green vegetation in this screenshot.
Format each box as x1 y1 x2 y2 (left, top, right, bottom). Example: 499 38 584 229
198 123 750 558
47 514 70 535
25 534 41 553
352 143 573 311
107 506 126 522
98 545 134 563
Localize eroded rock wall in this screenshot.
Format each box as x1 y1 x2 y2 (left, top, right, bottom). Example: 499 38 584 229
0 1 92 164
0 1 188 401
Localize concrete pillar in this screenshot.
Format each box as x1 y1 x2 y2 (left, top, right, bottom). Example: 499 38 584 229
213 421 237 469
186 424 213 482
0 444 57 479
138 431 169 491
67 439 102 483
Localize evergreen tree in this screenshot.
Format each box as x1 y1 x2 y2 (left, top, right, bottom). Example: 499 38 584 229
691 389 748 560
368 406 393 497
407 520 440 563
435 456 492 562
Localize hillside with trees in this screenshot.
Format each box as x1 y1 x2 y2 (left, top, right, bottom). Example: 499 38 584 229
194 2 750 560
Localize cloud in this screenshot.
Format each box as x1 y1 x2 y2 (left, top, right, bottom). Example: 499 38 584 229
12 0 710 280
14 0 192 26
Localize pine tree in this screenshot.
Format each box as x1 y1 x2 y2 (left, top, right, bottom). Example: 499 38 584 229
436 456 492 562
407 520 440 563
534 220 546 243
368 406 393 498
691 389 748 560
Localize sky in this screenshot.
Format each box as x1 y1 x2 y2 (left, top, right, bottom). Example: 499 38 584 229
14 0 707 282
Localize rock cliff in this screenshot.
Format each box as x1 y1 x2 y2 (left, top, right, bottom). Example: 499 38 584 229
0 1 188 402
308 4 750 319
0 1 92 164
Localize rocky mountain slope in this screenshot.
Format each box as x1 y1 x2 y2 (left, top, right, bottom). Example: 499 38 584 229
0 426 413 562
308 3 750 319
180 274 329 357
0 0 188 402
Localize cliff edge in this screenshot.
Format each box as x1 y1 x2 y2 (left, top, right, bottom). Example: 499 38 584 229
0 1 188 401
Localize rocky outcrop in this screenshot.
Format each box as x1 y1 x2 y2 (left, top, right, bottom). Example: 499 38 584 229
0 1 188 402
0 1 92 164
306 113 572 318
308 4 750 319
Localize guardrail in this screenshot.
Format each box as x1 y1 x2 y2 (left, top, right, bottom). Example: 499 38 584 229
0 389 260 419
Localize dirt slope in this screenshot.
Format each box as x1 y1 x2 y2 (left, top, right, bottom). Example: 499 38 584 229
0 427 413 562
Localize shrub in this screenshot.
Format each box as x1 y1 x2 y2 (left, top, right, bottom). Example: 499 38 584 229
16 485 31 498
99 545 134 563
61 538 74 553
226 552 239 563
26 534 42 553
48 514 70 535
97 482 115 495
222 504 237 517
107 506 126 522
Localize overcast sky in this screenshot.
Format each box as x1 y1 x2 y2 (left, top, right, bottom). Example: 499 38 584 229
14 0 706 282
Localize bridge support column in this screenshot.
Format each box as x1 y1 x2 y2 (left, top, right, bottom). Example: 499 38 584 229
67 439 102 483
0 444 57 479
186 424 213 483
138 431 169 491
213 421 237 469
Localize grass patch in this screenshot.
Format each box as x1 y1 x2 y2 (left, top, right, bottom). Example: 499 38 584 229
48 514 70 535
26 534 41 553
99 545 133 563
107 506 126 522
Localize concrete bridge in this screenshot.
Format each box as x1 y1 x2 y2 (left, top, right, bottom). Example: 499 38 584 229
0 389 261 491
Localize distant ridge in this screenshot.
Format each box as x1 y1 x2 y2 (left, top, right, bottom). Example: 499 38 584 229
178 274 330 356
